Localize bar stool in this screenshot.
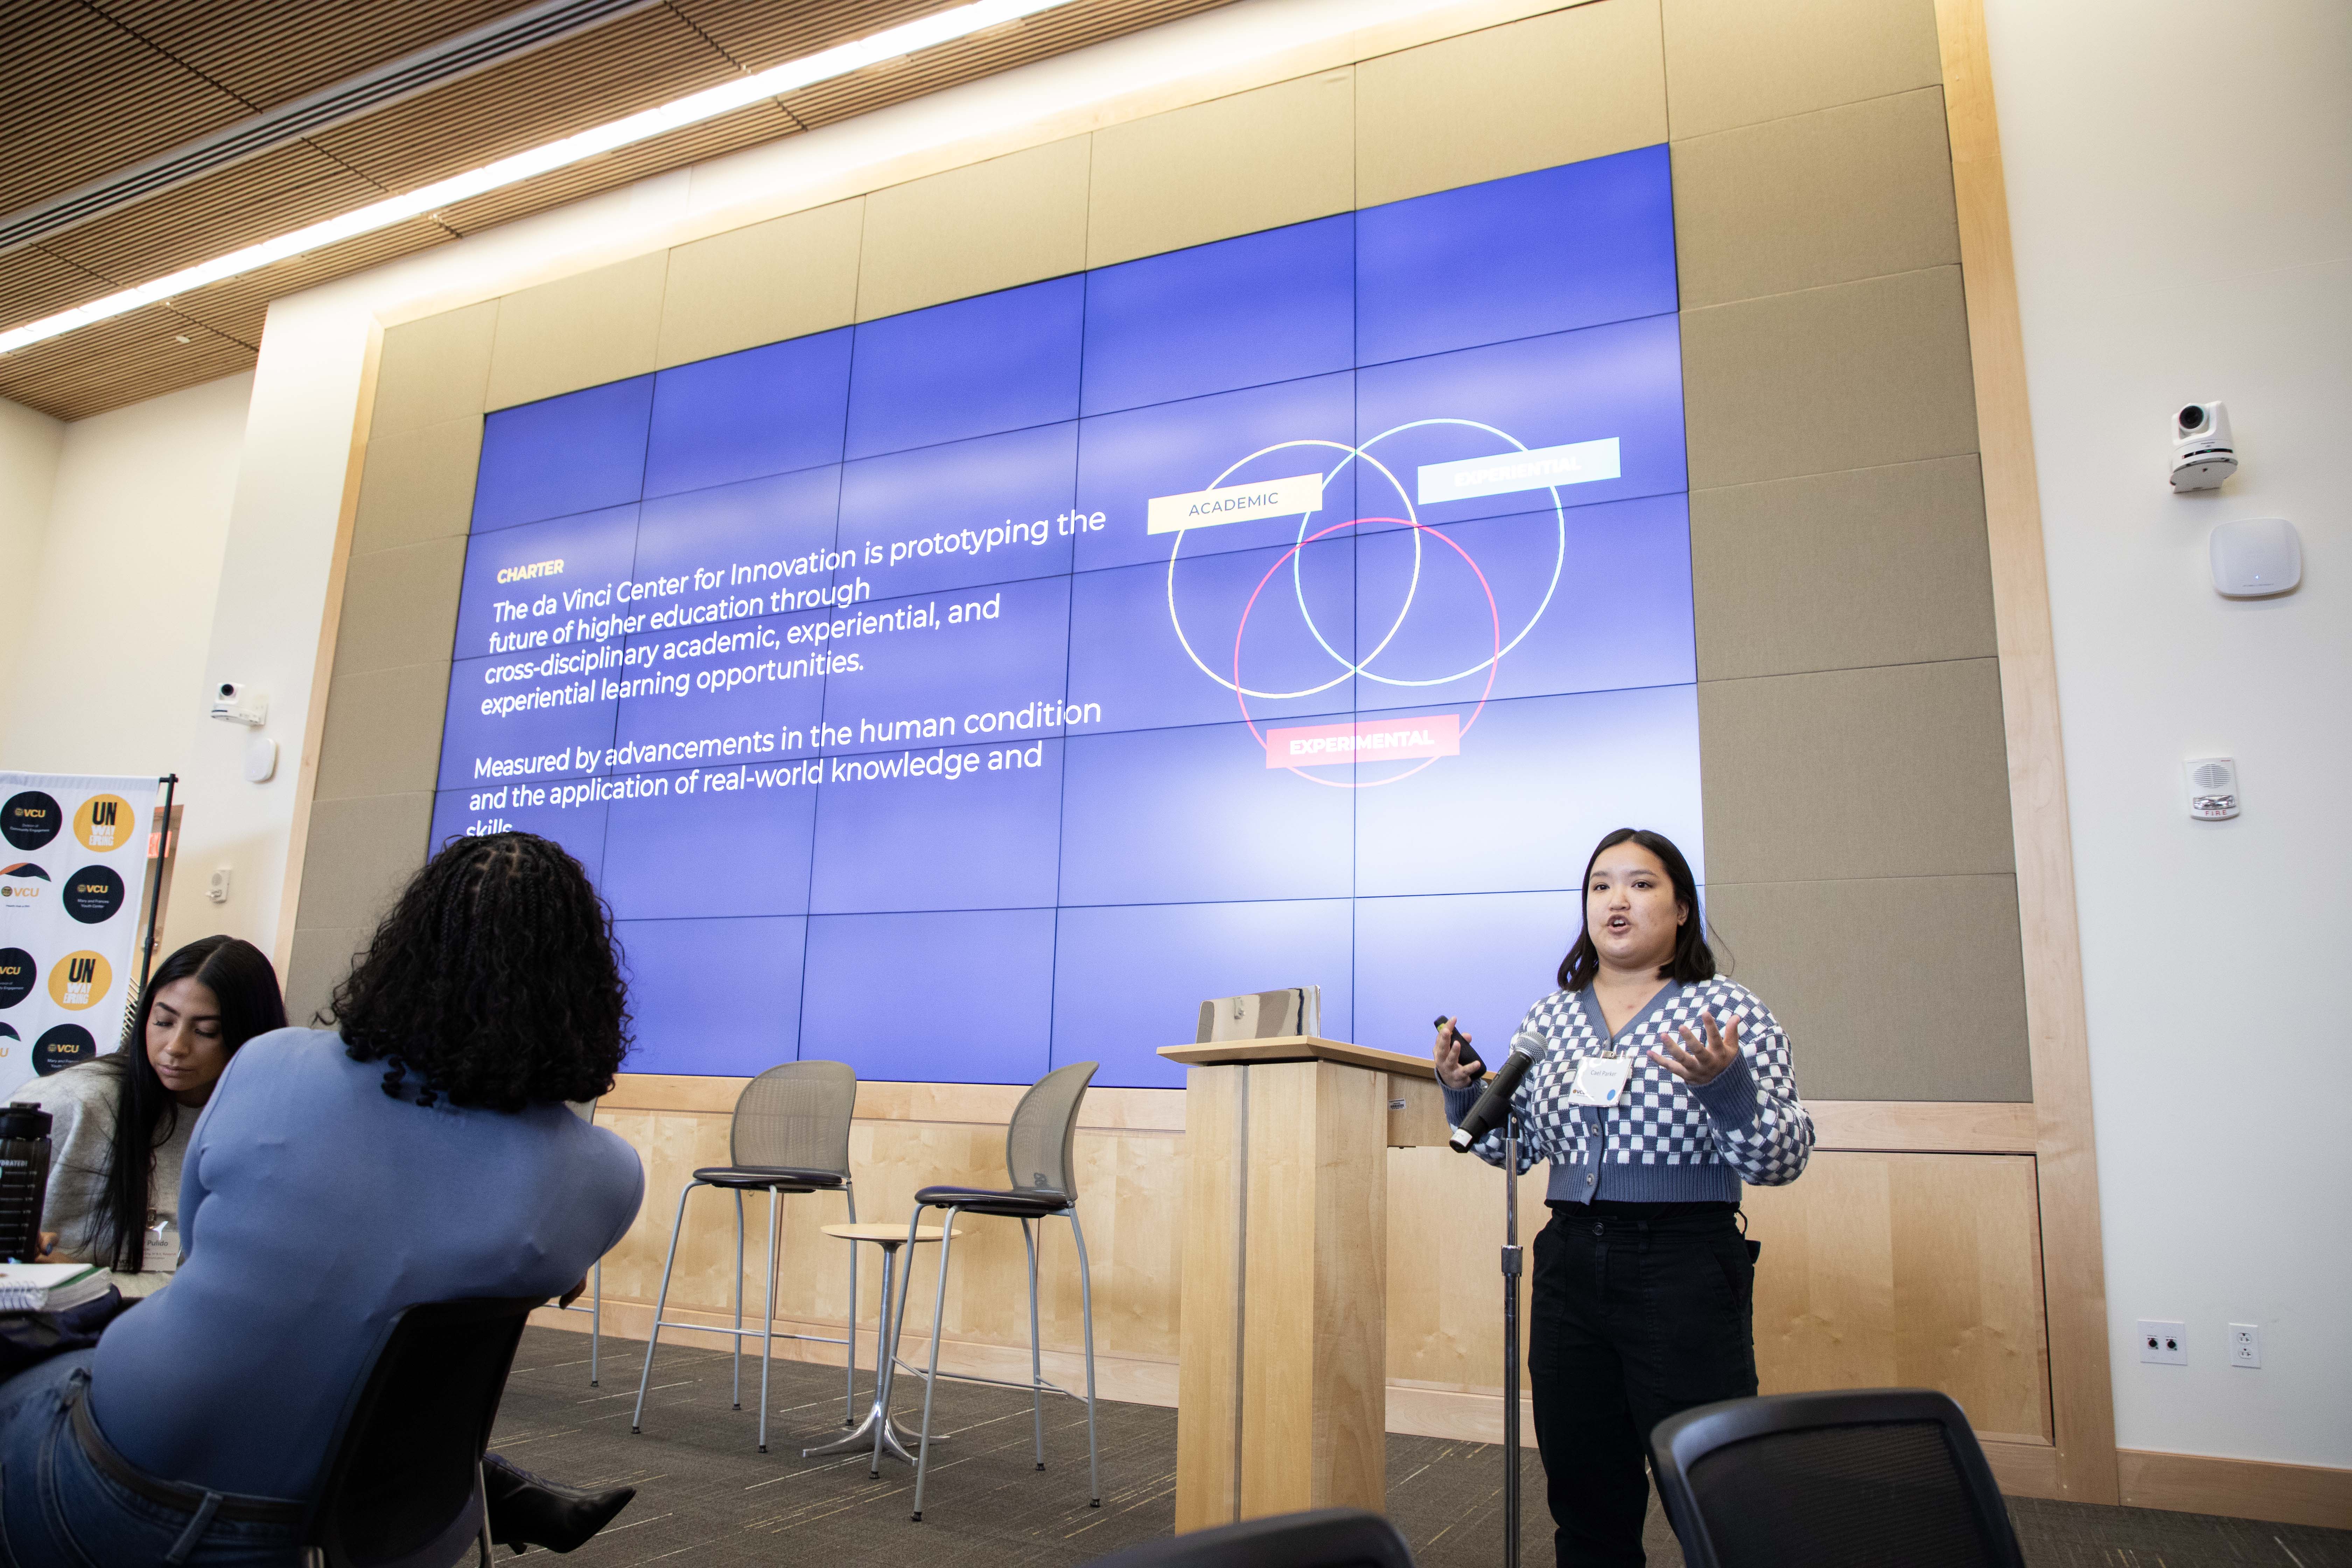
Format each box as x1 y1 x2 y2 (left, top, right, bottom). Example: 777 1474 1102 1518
884 1059 1100 1521
799 1221 961 1473
630 1060 860 1452
562 1097 606 1385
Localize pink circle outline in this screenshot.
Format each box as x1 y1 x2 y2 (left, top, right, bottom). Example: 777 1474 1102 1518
1233 517 1502 790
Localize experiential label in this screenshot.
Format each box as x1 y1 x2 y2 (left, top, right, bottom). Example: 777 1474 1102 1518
1416 438 1620 505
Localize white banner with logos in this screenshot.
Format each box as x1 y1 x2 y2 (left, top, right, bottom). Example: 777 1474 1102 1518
0 774 161 1101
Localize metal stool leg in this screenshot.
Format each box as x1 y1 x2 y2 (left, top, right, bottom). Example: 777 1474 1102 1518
730 1190 746 1410
1023 1218 1044 1470
910 1205 958 1522
631 1180 698 1433
868 1242 898 1476
589 1258 601 1387
842 1182 859 1428
1070 1209 1100 1506
758 1185 780 1452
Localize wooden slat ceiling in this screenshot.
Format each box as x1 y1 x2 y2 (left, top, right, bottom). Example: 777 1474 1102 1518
0 0 1234 421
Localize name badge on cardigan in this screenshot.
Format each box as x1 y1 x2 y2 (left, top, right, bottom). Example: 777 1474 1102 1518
1567 1055 1631 1107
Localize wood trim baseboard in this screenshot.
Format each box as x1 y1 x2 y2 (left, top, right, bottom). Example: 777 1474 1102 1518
2118 1448 2352 1532
600 1072 1185 1131
1932 0 2118 1505
1808 1099 2035 1154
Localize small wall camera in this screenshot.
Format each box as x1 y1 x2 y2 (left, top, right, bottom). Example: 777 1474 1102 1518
2170 401 2237 491
208 681 268 727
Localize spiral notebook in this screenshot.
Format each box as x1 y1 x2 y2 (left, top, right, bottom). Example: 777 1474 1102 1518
0 1263 107 1313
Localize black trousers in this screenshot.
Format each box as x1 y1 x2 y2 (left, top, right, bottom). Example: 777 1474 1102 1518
1528 1203 1758 1568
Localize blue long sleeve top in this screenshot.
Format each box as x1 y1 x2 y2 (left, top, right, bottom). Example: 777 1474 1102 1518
87 1028 644 1499
1443 978 1813 1205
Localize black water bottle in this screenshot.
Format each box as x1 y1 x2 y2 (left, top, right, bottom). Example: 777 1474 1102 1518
0 1103 54 1263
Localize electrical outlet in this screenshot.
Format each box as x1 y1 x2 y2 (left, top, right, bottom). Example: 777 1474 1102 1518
2138 1320 2186 1365
2228 1323 2261 1368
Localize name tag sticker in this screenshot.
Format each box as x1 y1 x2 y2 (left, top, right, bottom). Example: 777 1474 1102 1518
1568 1056 1631 1107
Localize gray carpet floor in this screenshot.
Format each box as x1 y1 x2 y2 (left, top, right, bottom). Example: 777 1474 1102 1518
489 1329 2349 1568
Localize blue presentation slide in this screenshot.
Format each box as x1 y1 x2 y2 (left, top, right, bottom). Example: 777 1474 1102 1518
433 144 1703 1087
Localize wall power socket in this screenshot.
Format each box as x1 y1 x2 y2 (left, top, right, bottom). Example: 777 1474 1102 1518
2138 1320 2186 1365
2229 1323 2261 1368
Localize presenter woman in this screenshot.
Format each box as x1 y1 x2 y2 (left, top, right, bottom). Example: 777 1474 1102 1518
17 935 285 1293
0 831 645 1565
1435 827 1813 1568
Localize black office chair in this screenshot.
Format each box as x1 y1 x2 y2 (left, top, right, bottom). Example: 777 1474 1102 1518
1079 1508 1416 1568
1647 1388 2026 1568
304 1295 546 1568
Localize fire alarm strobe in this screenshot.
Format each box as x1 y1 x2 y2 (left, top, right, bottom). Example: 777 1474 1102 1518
2185 757 2239 821
2170 402 2237 491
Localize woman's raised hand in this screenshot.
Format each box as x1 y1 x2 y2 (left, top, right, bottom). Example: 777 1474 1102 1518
1650 1011 1740 1086
1433 1020 1481 1090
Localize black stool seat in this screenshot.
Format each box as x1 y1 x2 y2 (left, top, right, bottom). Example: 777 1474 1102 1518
694 1166 842 1190
914 1184 1071 1218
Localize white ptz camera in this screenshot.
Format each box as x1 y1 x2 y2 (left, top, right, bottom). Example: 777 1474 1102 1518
208 681 268 727
2170 401 2236 491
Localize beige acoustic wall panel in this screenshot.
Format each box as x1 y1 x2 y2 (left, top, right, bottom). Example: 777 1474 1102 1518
371 299 498 435
1660 0 1944 140
1354 0 1668 209
312 663 454 805
1698 658 2015 885
1672 86 1961 309
294 792 438 934
328 537 466 680
284 926 366 1031
484 250 670 411
657 198 864 368
1682 266 1979 490
1690 456 1996 681
855 136 1091 321
351 417 483 556
1087 70 1355 268
1706 875 2031 1101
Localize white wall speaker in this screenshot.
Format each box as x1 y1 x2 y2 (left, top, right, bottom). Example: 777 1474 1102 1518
2185 757 2239 820
2209 517 2301 597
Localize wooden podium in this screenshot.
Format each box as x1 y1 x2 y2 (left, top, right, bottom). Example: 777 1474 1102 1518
1161 1037 1448 1531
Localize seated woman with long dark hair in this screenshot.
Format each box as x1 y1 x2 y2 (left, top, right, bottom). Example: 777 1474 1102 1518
0 832 646 1565
15 935 285 1293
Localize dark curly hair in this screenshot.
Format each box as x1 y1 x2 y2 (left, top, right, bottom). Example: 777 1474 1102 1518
321 832 628 1110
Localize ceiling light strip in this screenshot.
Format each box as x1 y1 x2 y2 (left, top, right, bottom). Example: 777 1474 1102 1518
0 0 1074 358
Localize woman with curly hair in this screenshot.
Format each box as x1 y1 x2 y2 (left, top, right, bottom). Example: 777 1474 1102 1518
15 934 285 1292
0 832 645 1566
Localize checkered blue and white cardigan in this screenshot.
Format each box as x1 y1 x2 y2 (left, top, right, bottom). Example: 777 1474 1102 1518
1444 977 1815 1206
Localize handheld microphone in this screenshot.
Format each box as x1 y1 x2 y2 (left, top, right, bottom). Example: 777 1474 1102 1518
1448 1030 1547 1152
1432 1014 1483 1077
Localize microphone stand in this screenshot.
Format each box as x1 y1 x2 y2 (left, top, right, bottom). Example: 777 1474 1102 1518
1500 1108 1523 1568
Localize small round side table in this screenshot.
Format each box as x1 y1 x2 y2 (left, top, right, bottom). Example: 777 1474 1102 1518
804 1222 962 1474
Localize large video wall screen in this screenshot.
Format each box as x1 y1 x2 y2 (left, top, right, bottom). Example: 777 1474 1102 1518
437 144 1704 1087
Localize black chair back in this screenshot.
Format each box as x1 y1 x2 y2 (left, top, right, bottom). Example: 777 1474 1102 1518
307 1295 545 1568
1648 1388 2025 1568
1080 1507 1415 1568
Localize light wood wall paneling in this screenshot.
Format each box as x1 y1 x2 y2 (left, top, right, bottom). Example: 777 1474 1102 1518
1741 1150 2051 1444
1932 0 2117 1504
2116 1451 2352 1533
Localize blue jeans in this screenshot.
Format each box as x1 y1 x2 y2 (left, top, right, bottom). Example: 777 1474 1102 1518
0 1352 304 1567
